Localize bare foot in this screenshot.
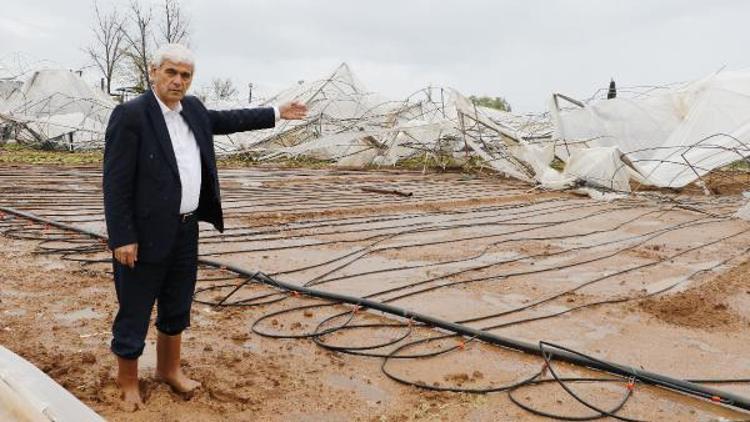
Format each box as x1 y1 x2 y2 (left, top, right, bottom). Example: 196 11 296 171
118 381 144 411
156 369 201 395
116 356 143 411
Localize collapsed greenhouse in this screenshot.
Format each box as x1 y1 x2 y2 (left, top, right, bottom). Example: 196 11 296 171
4 60 750 420
2 63 750 194
0 69 114 150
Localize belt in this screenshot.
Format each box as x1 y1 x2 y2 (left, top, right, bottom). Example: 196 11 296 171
180 211 196 223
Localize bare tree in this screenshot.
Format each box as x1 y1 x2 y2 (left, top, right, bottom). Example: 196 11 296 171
121 0 191 91
84 1 127 95
210 78 239 100
159 0 190 44
122 0 153 91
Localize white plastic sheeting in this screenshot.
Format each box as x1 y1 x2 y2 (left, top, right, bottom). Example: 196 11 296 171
0 346 105 422
224 64 534 180
563 147 634 192
0 80 22 100
510 144 634 192
1 69 114 149
5 62 747 195
211 63 392 154
550 70 750 189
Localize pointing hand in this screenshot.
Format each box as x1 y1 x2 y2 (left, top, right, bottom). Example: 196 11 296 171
279 101 308 120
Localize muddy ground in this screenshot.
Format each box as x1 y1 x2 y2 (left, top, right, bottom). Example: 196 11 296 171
1 164 750 421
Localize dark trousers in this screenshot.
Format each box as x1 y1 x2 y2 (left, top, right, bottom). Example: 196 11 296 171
111 216 199 359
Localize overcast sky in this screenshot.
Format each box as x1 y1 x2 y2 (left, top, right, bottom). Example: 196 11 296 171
2 0 749 112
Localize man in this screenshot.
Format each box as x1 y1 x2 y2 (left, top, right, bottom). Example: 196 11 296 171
103 43 307 409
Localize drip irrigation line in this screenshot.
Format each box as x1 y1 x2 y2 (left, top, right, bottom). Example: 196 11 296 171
196 200 602 257
539 342 643 422
199 203 657 322
310 214 725 310
220 230 750 366
259 199 606 280
304 205 659 286
201 210 736 351
202 197 580 245
508 377 635 421
4 203 750 419
463 223 750 328
226 264 750 413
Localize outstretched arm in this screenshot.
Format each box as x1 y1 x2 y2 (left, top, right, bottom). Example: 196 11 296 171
207 100 308 135
207 107 276 135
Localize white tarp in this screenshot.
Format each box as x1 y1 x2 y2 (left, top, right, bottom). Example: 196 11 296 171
550 70 750 188
4 69 113 119
211 63 393 154
2 69 114 148
511 144 634 192
229 63 535 180
0 346 105 422
563 147 633 192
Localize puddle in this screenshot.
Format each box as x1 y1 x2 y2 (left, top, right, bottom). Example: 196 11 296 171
643 276 688 295
287 412 350 422
37 257 67 271
325 373 388 403
579 320 619 340
728 293 750 319
56 308 102 323
683 337 720 353
241 341 262 354
1 289 40 299
481 292 528 308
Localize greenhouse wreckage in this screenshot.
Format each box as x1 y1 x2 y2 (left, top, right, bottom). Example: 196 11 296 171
2 63 750 194
3 62 750 420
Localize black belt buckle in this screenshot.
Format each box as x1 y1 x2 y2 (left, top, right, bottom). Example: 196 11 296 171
180 211 195 223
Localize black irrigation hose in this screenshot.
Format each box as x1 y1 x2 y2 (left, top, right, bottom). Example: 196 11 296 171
313 322 414 352
282 213 727 334
292 202 633 284
214 264 750 412
4 204 750 418
225 205 668 342
307 223 750 366
508 377 634 421
304 206 676 291
539 342 642 422
189 203 742 364
196 200 599 257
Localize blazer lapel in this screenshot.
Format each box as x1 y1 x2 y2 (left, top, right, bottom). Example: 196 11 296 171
146 90 180 179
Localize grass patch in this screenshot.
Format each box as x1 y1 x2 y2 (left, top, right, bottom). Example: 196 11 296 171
723 159 750 171
393 153 489 175
0 144 494 176
0 143 103 166
217 153 333 169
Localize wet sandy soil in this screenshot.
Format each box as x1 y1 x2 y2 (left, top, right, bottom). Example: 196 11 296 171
1 165 750 421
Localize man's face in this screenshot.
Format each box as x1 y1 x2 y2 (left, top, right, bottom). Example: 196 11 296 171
149 60 194 106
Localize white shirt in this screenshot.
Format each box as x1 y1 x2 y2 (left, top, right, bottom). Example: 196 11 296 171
155 94 282 214
154 94 202 214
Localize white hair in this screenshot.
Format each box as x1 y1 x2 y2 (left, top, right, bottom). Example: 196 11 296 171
150 43 195 69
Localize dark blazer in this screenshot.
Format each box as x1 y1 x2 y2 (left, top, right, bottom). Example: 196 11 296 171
103 90 275 262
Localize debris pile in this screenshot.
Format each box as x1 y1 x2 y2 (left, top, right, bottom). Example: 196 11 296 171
3 60 750 194
0 69 114 150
